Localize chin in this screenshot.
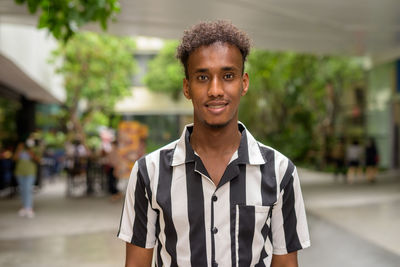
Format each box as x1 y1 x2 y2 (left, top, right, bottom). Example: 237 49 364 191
204 120 230 129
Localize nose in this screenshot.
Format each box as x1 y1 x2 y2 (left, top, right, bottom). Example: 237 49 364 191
208 76 224 97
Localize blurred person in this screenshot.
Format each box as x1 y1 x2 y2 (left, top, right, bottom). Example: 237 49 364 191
118 21 310 267
346 139 363 184
32 137 44 188
53 147 65 175
0 145 18 198
331 137 347 181
85 147 98 195
105 140 122 201
365 137 379 183
13 141 38 218
65 139 88 196
0 146 14 193
41 147 56 182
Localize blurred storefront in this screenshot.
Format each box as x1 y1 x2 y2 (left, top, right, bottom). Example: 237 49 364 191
0 23 64 144
114 38 192 152
1 0 399 170
366 61 400 169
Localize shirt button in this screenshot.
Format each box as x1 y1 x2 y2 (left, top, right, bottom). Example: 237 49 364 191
212 195 218 202
212 227 218 234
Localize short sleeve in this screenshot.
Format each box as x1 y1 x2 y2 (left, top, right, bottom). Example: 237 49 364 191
117 159 158 248
271 165 310 255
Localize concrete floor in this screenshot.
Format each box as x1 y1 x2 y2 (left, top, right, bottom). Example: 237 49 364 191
0 180 125 267
299 169 400 267
0 169 399 267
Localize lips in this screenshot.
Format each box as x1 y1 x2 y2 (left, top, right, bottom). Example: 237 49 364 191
207 104 227 109
205 101 228 108
205 100 229 114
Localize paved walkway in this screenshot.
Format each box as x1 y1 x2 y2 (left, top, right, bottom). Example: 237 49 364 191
0 179 125 267
0 169 399 266
298 169 400 267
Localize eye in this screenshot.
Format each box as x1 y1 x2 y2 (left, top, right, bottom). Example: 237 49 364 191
197 75 209 81
224 73 234 80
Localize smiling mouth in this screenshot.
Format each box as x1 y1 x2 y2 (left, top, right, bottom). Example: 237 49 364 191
205 100 228 108
207 104 227 109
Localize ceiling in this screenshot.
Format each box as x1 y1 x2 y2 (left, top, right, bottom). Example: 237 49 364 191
1 0 400 104
2 0 400 64
0 54 60 103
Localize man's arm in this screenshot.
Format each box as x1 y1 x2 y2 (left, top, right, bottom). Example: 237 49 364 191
125 242 153 267
271 251 298 267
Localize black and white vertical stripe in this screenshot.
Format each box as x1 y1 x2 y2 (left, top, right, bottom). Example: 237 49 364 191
118 123 310 266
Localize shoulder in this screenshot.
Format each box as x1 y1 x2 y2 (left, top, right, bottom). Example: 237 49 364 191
126 139 179 191
257 141 294 169
141 139 178 163
241 124 293 170
134 139 179 175
256 141 297 189
241 125 294 174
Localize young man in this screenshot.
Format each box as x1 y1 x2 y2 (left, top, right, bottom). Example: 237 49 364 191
118 20 310 267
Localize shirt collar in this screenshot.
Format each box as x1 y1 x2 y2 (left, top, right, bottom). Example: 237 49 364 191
170 122 267 167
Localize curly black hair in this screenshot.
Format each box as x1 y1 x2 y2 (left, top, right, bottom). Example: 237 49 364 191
177 20 252 78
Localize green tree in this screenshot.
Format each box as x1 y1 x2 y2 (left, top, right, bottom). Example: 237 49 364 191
142 41 364 165
14 0 120 42
0 98 20 145
240 50 364 163
144 41 184 100
51 32 136 147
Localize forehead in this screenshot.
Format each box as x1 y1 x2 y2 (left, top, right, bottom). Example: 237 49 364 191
186 42 243 72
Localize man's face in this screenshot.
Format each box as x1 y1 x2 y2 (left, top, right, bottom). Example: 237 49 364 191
183 42 249 129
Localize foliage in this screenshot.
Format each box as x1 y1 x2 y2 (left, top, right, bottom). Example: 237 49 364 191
240 50 364 162
42 131 66 149
83 111 109 135
144 41 184 99
140 40 364 164
36 104 66 132
86 135 102 151
109 114 122 130
51 32 136 146
14 0 120 42
0 98 20 145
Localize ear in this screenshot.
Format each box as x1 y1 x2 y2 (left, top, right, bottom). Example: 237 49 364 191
183 78 191 99
241 73 249 96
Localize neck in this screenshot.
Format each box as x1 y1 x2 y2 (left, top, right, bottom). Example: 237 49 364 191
190 121 241 155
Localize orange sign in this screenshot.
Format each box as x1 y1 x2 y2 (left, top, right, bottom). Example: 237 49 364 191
117 121 148 179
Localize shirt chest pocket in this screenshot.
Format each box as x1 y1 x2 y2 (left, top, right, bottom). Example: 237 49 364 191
232 204 273 266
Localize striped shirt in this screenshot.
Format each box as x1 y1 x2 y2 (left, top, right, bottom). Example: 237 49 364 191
118 123 310 266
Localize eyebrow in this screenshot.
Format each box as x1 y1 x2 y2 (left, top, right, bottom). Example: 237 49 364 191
194 68 208 73
194 66 238 73
221 66 237 71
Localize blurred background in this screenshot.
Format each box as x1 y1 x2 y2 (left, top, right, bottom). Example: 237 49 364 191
0 0 399 266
